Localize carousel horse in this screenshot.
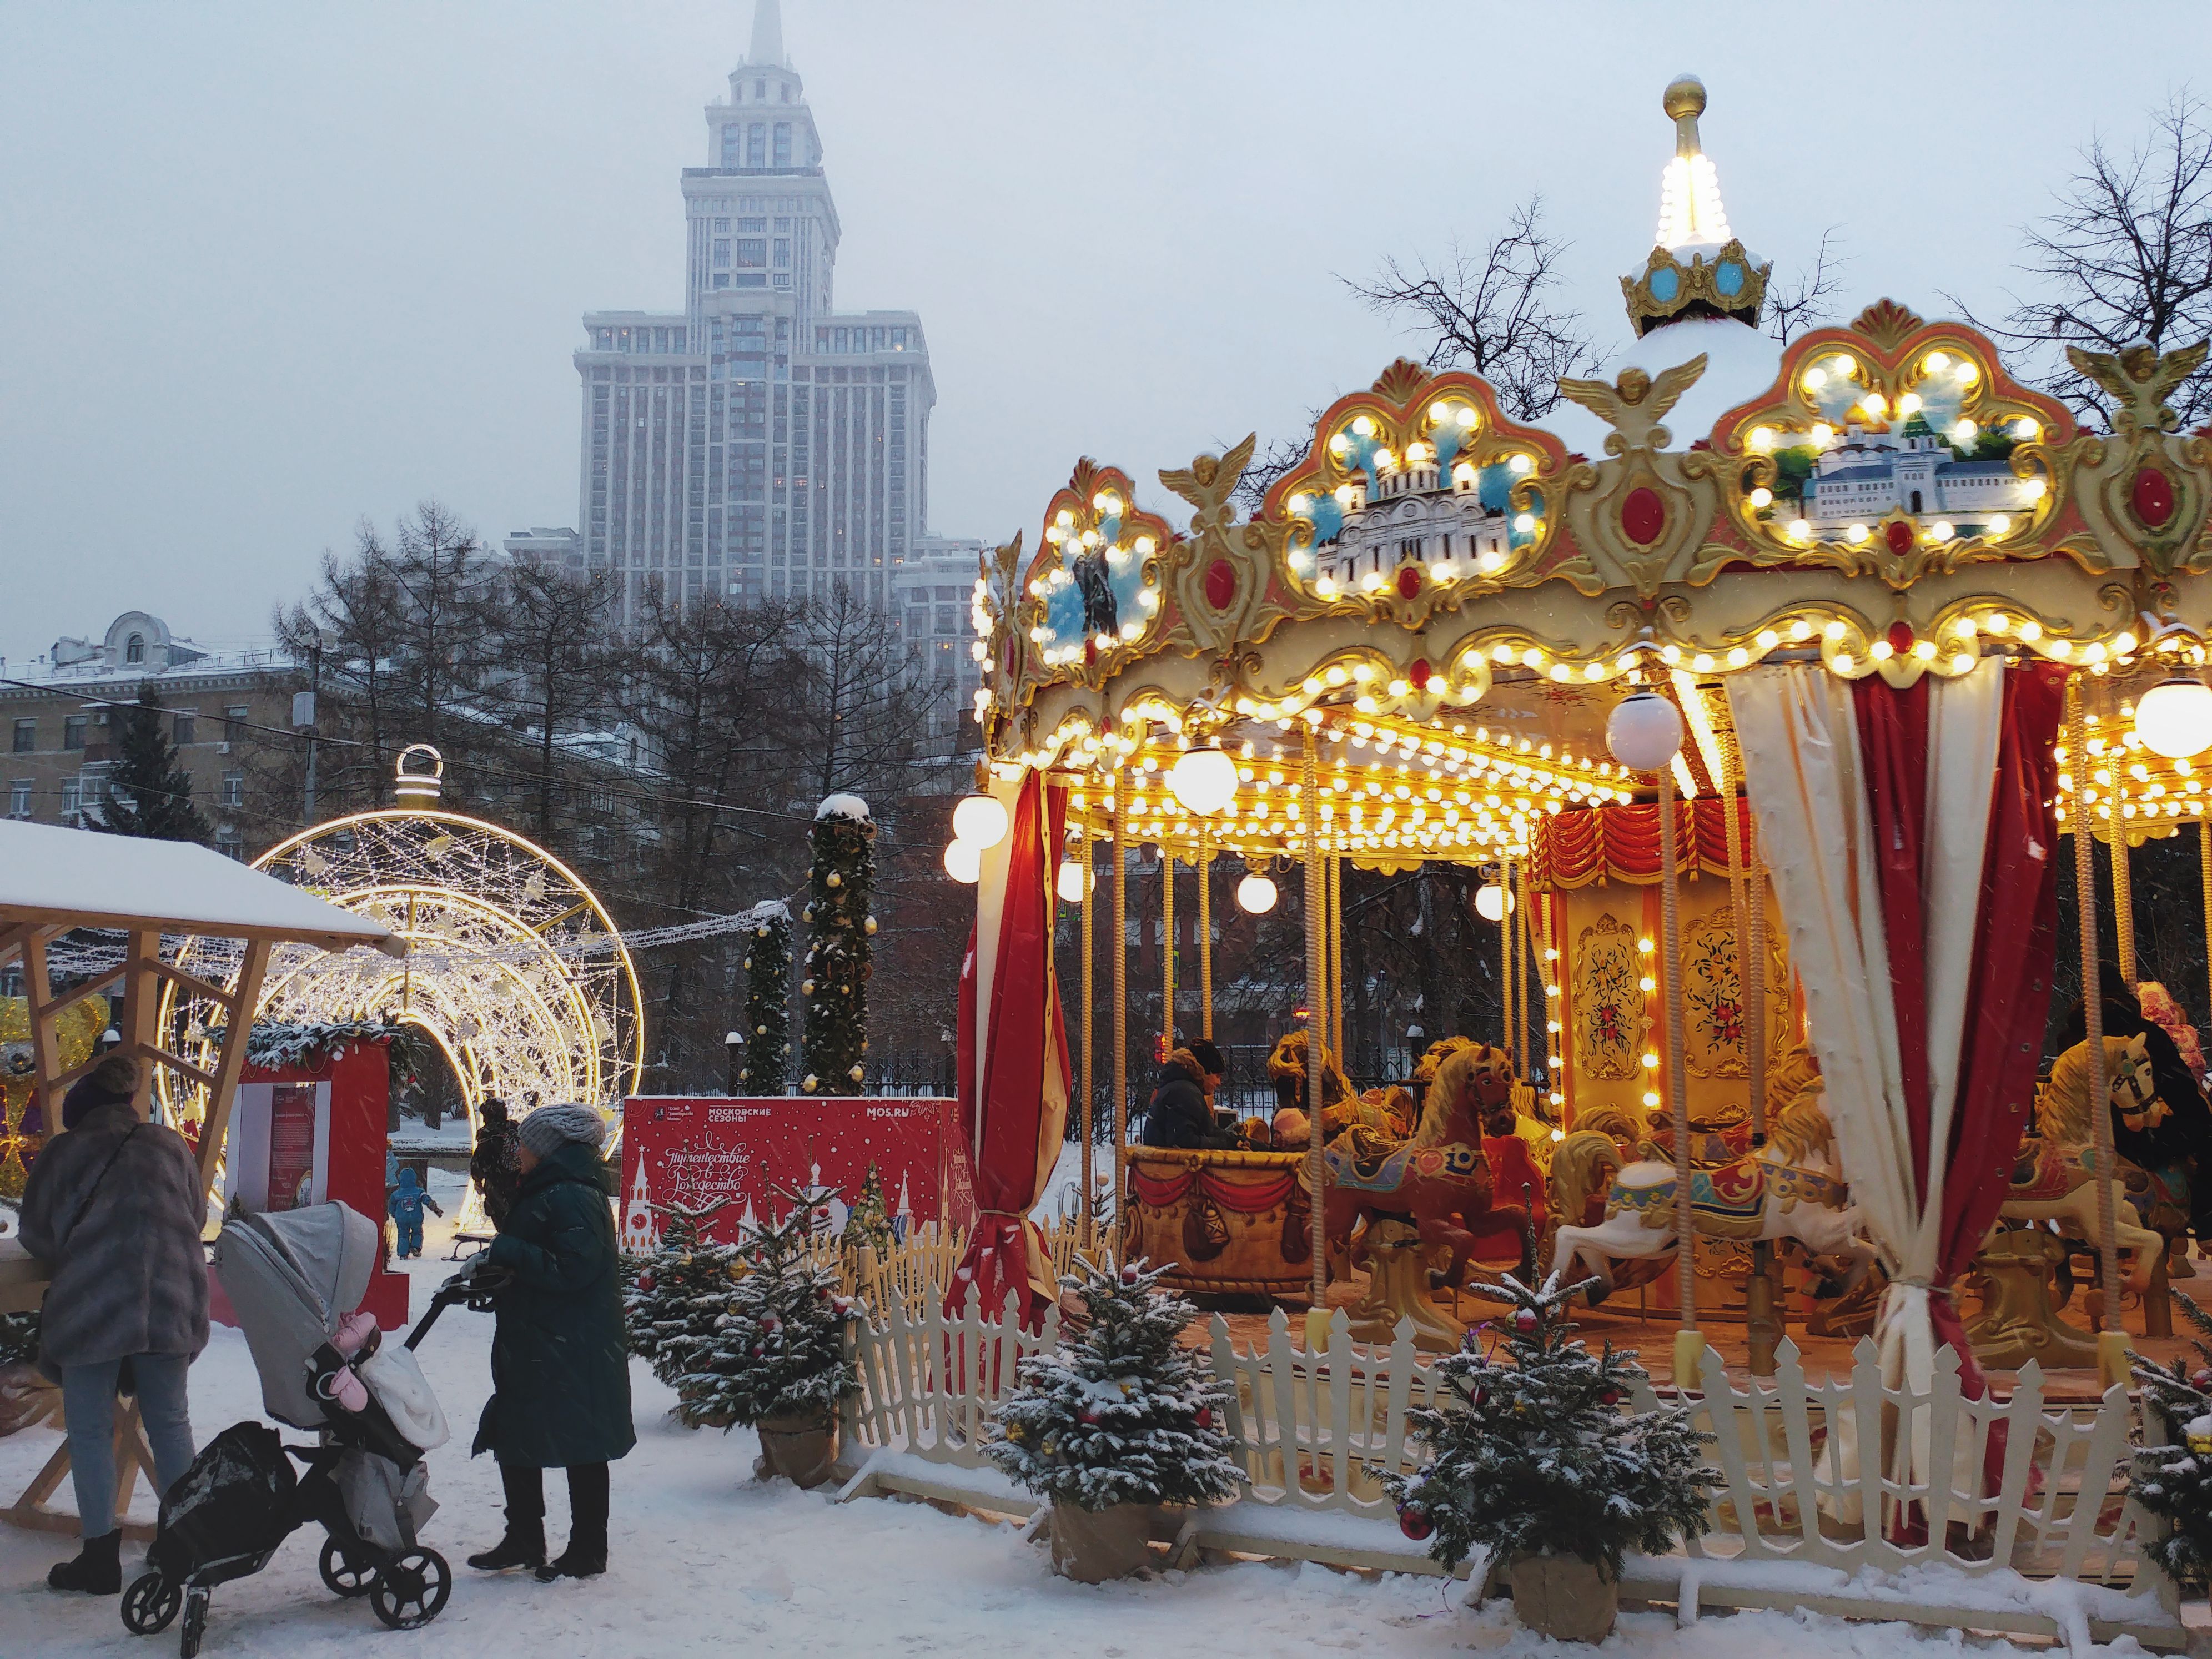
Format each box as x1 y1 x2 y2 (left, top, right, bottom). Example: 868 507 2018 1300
1317 1040 1533 1290
1550 1096 1874 1304
1416 1034 1556 1164
1997 1033 2165 1293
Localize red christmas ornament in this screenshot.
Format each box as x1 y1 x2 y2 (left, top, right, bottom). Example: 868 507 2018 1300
1195 1406 1213 1430
1081 1409 1101 1425
2135 466 2177 529
1513 1307 1539 1334
1398 1505 1434 1541
1601 1387 1621 1406
1120 1265 1140 1285
1621 486 1665 547
637 1274 656 1294
2191 1367 2212 1391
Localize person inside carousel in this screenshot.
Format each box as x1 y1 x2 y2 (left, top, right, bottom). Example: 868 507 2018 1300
2057 959 2212 1242
1140 1039 1242 1150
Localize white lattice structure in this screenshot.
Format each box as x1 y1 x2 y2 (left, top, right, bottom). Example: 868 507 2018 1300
155 749 645 1160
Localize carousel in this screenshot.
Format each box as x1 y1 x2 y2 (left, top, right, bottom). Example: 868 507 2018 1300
953 78 2212 1394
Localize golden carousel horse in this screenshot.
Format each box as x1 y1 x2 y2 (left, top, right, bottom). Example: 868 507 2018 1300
1994 1033 2165 1292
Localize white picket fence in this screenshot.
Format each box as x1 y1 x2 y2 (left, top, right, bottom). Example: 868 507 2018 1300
834 1293 2186 1647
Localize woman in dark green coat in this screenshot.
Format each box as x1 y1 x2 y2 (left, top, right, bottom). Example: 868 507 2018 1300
465 1104 634 1581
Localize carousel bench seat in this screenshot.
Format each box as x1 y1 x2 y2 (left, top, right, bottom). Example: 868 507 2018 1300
1124 1147 1311 1298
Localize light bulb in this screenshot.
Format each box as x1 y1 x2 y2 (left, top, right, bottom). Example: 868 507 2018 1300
1474 883 1515 922
1055 860 1087 903
1235 873 1279 915
1606 691 1685 770
951 792 1008 849
2136 677 2212 760
1168 743 1239 816
942 839 981 884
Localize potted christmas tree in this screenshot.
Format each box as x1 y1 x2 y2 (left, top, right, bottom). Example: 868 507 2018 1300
621 1200 741 1426
987 1258 1242 1583
682 1186 859 1488
1384 1273 1714 1641
2131 1290 2212 1591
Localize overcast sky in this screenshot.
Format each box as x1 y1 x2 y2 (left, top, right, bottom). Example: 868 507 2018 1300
2 1 2203 660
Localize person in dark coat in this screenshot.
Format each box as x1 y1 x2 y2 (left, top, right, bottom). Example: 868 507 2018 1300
17 1055 206 1594
466 1104 633 1582
1141 1040 1239 1150
2058 961 2212 1237
470 1096 523 1232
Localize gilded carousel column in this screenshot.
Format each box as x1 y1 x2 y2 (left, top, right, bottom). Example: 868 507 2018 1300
1079 827 1095 1246
1329 855 1345 1062
1303 720 1331 1350
2071 678 2129 1386
2110 817 2139 988
1112 761 1130 1236
1199 830 1215 1041
1162 839 1177 1053
1607 688 1702 1387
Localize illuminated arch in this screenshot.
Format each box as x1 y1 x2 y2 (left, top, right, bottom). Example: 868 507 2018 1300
157 748 645 1140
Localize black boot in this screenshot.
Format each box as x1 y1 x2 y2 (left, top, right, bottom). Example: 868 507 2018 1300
467 1528 545 1572
535 1463 608 1581
48 1529 121 1594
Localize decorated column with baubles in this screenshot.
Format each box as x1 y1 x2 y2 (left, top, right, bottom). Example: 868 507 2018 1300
799 794 876 1097
737 900 792 1093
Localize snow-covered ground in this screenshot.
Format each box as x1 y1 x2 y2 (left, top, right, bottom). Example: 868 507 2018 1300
0 1168 2140 1657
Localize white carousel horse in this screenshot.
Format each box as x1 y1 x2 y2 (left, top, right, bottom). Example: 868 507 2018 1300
1994 1032 2165 1292
1549 1097 1876 1303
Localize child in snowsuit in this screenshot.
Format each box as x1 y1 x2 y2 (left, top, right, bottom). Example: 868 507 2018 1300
387 1167 443 1258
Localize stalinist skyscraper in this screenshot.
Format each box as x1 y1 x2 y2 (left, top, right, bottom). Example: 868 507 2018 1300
564 1 943 626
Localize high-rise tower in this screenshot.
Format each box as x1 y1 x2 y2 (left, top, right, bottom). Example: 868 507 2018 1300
566 1 943 625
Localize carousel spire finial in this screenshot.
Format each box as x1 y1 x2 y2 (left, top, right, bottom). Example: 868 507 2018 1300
1622 75 1768 336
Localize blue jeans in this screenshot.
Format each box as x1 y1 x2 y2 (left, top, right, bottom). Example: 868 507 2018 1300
62 1355 196 1540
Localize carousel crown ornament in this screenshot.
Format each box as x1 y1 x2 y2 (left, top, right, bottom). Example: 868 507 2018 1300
1620 76 1769 336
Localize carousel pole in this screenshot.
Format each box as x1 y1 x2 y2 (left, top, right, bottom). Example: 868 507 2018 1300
2071 678 2129 1387
1162 840 1177 1053
1329 855 1345 1063
1112 761 1130 1246
1656 762 1702 1389
2112 820 2139 989
1722 743 1779 1377
1079 827 1095 1251
2201 821 2212 1045
1499 858 1516 1053
1513 859 1532 1080
1199 829 1214 1041
1303 721 1331 1352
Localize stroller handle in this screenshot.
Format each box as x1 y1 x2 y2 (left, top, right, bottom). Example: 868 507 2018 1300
404 1268 514 1350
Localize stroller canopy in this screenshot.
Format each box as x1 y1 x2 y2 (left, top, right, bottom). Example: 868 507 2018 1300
213 1201 380 1431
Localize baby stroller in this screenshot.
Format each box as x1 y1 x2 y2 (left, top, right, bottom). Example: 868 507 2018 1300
120 1203 456 1656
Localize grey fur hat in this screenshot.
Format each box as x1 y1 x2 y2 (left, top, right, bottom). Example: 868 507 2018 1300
517 1103 607 1160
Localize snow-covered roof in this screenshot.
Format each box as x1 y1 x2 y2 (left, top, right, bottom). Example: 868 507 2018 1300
1538 316 1782 458
0 820 404 956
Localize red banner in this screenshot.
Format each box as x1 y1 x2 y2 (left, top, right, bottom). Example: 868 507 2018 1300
617 1096 977 1251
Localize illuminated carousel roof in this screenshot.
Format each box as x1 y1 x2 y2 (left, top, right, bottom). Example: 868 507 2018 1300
974 78 2212 869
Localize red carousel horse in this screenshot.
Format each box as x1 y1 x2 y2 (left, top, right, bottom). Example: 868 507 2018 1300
1318 1041 1534 1289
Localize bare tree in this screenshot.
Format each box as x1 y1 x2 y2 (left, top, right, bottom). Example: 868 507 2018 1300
785 582 949 805
1952 93 2212 430
384 501 493 750
477 559 625 838
1764 227 1849 346
1345 195 1605 420
274 529 408 809
1229 430 1318 518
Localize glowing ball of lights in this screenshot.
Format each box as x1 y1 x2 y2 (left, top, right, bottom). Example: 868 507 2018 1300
1055 859 1088 903
1235 873 1279 915
943 839 982 884
1167 743 1239 816
951 792 1009 849
1606 691 1685 770
2135 677 2212 759
1474 883 1516 922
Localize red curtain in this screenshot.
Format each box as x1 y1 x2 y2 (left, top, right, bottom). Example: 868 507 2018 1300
1852 680 1935 1194
1933 665 2067 1376
949 773 1069 1330
1536 798 1757 888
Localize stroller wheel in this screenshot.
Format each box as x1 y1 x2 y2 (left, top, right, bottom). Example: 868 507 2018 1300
318 1538 378 1598
370 1549 451 1630
122 1571 181 1635
179 1586 210 1659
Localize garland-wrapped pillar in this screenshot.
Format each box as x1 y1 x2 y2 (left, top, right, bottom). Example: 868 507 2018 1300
737 901 792 1094
1112 764 1129 1233
800 794 876 1097
1199 830 1214 1041
1656 765 1700 1388
2070 682 2128 1385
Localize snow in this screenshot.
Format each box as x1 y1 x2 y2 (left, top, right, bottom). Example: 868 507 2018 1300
0 818 401 954
814 793 872 823
1538 316 1785 459
0 1170 2164 1657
